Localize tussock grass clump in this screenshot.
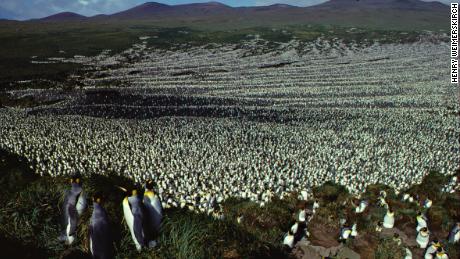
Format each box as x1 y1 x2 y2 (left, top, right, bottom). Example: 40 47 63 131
374 237 406 259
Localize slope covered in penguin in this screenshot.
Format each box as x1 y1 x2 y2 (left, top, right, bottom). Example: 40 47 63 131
0 149 459 259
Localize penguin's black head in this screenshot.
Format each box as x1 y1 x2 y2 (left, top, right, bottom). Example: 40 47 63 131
70 176 82 185
146 179 154 190
117 186 138 197
436 247 443 253
93 192 104 204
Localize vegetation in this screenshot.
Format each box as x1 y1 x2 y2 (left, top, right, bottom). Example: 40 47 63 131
0 21 446 90
1 148 458 259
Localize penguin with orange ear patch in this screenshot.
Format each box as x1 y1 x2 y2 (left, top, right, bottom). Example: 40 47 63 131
118 186 146 251
59 175 87 245
143 179 163 247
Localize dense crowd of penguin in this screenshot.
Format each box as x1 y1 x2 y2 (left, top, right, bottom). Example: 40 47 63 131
0 108 458 214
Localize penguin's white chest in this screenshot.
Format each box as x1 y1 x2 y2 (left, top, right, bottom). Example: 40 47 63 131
383 213 394 228
283 235 294 248
416 217 427 232
123 199 141 251
416 233 429 248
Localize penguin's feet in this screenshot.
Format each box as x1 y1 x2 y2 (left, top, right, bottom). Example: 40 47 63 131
148 240 158 248
66 235 75 245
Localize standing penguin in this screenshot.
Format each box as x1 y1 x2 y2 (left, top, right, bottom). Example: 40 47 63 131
339 226 352 242
119 187 145 251
89 193 114 259
424 239 441 259
59 175 87 245
283 230 295 248
416 227 430 249
435 247 449 259
143 180 163 248
383 208 395 229
447 222 460 244
416 212 428 232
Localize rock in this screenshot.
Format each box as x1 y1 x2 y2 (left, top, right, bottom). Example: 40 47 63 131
296 239 343 258
380 228 417 247
337 246 361 259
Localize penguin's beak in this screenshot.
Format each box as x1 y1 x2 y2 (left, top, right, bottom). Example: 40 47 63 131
116 186 128 192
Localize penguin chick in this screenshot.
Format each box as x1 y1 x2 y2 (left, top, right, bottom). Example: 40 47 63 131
89 193 114 259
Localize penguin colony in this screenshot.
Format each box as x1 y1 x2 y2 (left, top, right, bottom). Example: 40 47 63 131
282 190 460 258
60 176 163 257
1 35 459 212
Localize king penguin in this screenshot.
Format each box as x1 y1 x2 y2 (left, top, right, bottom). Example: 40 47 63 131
89 193 114 259
447 222 460 244
383 208 395 229
60 175 87 245
283 230 295 248
416 212 428 232
416 227 430 249
143 179 163 248
119 186 146 251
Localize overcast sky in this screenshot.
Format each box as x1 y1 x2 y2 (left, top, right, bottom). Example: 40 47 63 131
0 0 455 20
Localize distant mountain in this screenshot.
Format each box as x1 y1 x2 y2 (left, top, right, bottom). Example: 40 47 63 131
30 1 449 30
38 12 87 22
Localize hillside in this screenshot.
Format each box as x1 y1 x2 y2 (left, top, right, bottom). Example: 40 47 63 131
24 0 450 30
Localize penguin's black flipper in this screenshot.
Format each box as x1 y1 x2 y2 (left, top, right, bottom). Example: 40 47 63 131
61 190 71 228
133 212 145 246
68 205 79 236
90 217 114 259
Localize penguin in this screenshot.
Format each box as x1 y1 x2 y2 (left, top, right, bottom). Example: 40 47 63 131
283 230 294 248
290 221 299 235
416 212 428 232
351 223 358 237
312 200 319 214
424 239 441 259
392 233 402 246
383 208 395 229
298 208 307 222
60 175 87 245
402 193 410 201
339 226 352 242
447 222 460 243
89 193 114 259
119 186 145 251
375 221 383 232
404 248 413 259
355 200 368 213
143 180 163 247
416 227 430 249
237 214 244 224
424 198 432 209
435 247 449 259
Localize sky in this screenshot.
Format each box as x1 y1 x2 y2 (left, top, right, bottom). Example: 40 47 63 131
0 0 455 20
